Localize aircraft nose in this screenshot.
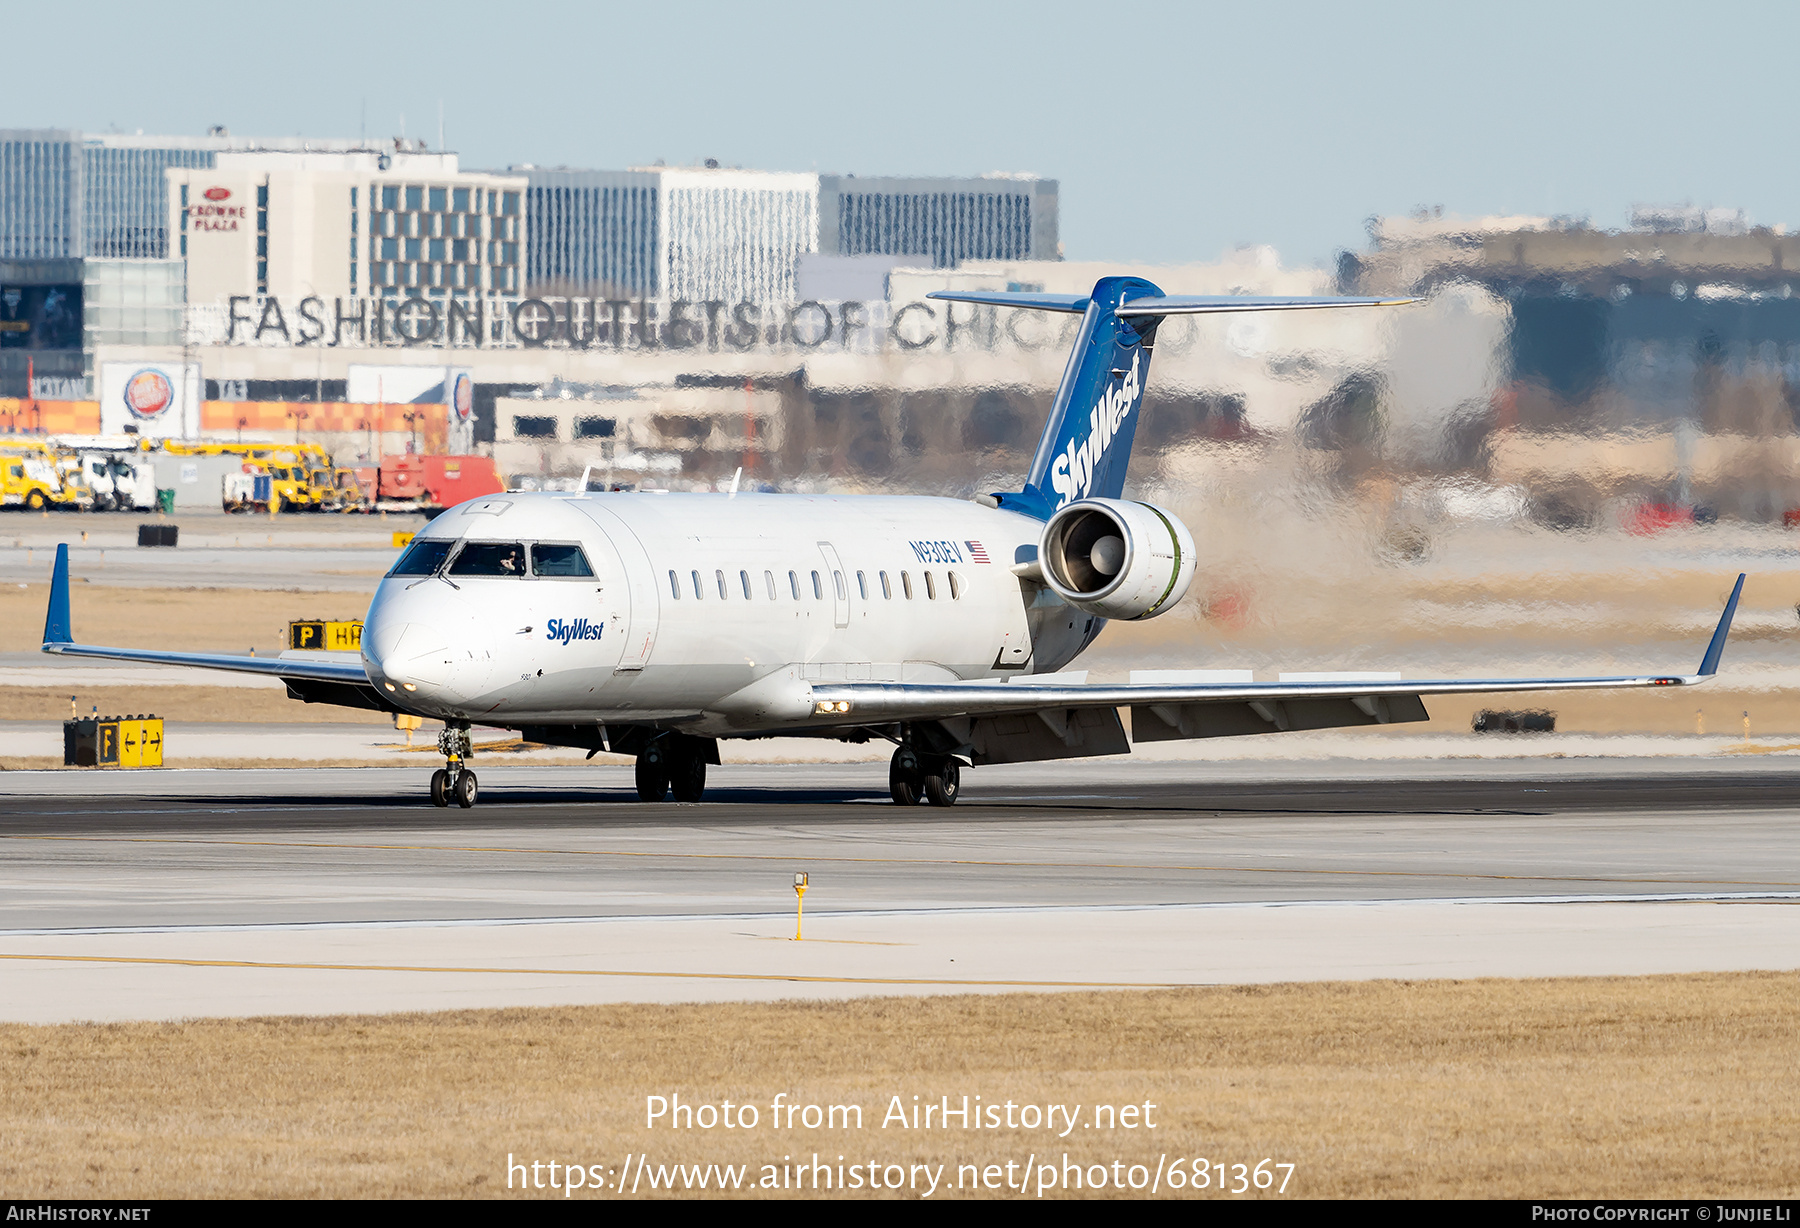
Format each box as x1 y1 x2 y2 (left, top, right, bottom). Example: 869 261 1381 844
364 612 493 702
365 618 458 692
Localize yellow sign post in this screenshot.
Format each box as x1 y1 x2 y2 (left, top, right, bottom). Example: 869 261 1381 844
793 872 809 941
64 716 163 768
288 620 364 651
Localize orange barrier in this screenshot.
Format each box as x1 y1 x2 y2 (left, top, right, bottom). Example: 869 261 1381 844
0 400 102 434
0 399 448 451
202 401 447 453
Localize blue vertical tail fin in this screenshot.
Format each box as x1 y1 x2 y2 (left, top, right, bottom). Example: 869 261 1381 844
927 281 1418 519
932 276 1161 517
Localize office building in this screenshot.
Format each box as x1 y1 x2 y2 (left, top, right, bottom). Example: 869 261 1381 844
519 165 1058 301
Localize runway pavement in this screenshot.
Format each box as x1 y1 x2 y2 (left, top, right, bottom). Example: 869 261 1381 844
1 758 1798 1022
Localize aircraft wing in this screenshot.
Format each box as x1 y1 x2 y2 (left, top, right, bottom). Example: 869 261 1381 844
39 543 372 688
808 576 1745 757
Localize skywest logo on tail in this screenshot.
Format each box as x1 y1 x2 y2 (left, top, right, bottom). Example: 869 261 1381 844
1048 348 1142 508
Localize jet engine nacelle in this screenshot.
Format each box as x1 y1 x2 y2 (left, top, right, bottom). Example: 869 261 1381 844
1038 498 1196 621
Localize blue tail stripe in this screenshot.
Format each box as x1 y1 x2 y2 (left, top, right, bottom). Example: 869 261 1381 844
43 542 72 646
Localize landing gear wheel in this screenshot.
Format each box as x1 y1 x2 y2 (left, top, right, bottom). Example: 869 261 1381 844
889 746 924 806
453 770 478 809
922 757 961 807
635 753 669 802
429 768 450 807
671 755 706 803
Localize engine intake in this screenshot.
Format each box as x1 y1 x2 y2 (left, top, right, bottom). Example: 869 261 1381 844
1039 498 1196 621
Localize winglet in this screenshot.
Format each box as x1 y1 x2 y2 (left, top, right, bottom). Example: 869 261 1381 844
42 543 72 648
1697 573 1746 677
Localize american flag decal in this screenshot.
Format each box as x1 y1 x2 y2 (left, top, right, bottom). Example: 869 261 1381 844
966 540 990 564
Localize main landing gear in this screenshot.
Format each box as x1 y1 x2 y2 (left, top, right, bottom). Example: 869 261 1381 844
429 724 478 808
889 745 960 807
635 734 709 803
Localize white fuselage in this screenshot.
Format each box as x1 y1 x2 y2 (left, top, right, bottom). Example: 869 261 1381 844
361 492 1100 735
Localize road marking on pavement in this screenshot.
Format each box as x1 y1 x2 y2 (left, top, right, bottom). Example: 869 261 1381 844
0 950 1179 989
5 832 1799 891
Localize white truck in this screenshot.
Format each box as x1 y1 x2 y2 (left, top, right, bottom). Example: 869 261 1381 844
77 452 156 511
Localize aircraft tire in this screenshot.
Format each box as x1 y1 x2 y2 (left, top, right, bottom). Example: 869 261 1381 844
889 747 924 805
454 770 478 808
429 769 451 807
635 755 669 802
922 758 961 807
671 756 706 803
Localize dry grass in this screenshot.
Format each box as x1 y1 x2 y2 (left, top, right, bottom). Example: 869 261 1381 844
1 686 391 724
0 973 1795 1199
0 584 368 655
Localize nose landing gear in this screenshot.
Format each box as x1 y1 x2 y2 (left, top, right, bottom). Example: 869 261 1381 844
429 724 478 808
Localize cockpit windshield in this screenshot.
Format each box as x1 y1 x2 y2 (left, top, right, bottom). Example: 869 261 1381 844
448 541 527 577
387 538 456 576
531 543 595 577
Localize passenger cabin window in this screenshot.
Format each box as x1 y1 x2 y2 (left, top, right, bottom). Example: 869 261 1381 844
691 570 704 599
949 571 963 600
764 570 777 600
449 542 526 577
789 570 800 599
811 570 823 599
856 571 868 600
388 538 456 576
924 571 937 600
901 571 914 599
833 571 846 600
716 569 728 599
740 570 753 599
880 571 892 599
669 569 680 599
531 543 594 577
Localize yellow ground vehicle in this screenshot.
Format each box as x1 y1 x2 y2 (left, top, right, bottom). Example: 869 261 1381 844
0 440 86 509
160 440 336 512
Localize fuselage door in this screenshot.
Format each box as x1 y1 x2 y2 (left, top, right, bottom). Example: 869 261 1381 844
575 500 659 672
818 541 850 629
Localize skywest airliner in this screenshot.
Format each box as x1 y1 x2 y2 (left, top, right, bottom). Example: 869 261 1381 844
41 277 1745 808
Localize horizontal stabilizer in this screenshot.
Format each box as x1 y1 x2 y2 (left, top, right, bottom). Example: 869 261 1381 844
925 290 1091 313
923 290 1418 317
1114 295 1419 316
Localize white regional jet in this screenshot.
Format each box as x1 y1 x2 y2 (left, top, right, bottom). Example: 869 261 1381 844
41 277 1745 808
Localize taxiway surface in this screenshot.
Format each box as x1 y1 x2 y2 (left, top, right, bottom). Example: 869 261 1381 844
3 759 1797 1021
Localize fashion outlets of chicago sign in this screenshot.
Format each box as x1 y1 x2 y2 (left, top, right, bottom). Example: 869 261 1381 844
217 295 1083 354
